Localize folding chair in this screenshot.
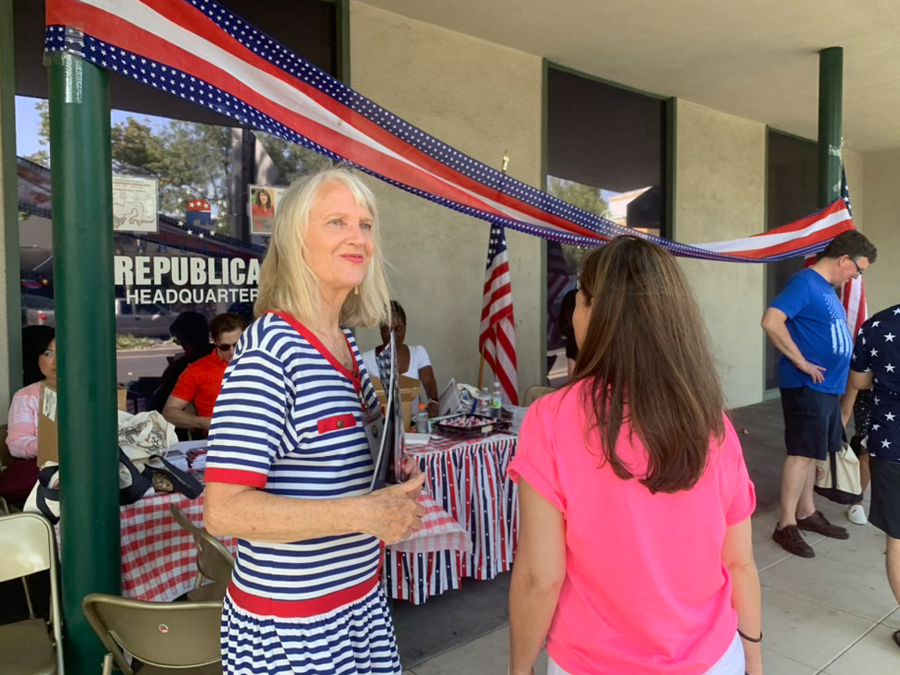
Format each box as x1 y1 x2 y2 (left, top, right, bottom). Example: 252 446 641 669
168 504 233 601
82 594 222 675
523 385 554 406
0 497 36 619
0 512 64 675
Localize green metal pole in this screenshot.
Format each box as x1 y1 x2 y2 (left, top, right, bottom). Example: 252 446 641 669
0 0 22 401
818 46 843 207
48 50 120 675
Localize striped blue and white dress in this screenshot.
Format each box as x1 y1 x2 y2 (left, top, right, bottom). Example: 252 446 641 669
205 312 401 675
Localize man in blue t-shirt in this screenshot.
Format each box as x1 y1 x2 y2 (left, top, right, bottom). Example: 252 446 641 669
762 230 877 558
849 302 900 650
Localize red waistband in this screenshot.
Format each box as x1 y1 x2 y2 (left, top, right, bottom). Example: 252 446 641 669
227 572 380 618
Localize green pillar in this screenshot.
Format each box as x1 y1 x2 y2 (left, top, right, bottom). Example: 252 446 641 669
48 50 120 675
818 47 843 207
0 0 22 401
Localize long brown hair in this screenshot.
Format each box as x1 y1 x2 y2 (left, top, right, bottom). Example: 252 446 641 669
573 235 725 493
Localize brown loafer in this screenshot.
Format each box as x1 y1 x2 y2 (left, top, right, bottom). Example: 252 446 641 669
893 630 900 651
797 510 849 540
773 524 815 558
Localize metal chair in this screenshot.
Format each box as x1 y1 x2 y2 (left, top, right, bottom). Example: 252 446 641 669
0 497 36 619
168 504 233 601
523 385 555 406
0 512 64 675
82 594 223 675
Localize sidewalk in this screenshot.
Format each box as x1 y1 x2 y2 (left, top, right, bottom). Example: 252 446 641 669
395 399 900 675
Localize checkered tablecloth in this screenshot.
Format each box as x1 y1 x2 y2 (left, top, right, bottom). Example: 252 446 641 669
118 489 465 603
384 433 519 604
120 491 237 603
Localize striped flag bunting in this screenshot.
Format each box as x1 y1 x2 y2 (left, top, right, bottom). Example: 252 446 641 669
46 0 859 264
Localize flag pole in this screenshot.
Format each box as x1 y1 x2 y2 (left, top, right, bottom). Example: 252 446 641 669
477 342 487 390
478 152 509 391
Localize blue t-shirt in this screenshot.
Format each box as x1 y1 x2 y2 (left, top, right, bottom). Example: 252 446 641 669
851 304 900 463
770 268 851 394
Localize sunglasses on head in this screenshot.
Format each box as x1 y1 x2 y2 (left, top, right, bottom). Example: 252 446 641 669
216 342 237 352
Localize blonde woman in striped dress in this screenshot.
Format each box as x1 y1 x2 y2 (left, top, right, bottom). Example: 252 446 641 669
205 169 425 675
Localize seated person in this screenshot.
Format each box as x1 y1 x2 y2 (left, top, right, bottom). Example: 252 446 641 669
163 313 247 432
0 326 56 505
558 288 579 379
149 311 214 413
362 301 440 417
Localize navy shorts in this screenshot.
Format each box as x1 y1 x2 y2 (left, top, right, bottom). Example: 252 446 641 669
869 458 900 540
780 387 842 461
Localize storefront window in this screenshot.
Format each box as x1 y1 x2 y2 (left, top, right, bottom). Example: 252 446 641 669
545 66 669 384
16 96 327 412
765 130 818 392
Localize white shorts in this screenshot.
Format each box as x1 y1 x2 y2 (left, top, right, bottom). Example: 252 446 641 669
546 633 744 675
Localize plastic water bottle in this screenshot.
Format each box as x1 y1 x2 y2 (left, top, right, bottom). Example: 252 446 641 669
479 387 491 416
490 382 503 419
415 403 430 434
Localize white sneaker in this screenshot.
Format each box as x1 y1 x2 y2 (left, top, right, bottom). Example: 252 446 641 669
848 504 868 525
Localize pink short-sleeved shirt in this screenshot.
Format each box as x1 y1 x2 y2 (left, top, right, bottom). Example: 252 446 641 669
508 383 756 675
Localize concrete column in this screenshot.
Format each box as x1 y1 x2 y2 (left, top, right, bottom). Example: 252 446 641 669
0 0 23 419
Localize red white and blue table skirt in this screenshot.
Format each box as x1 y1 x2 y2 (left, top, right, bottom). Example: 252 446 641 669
384 434 519 605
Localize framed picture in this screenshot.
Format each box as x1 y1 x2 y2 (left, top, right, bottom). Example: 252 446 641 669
113 175 159 233
249 184 286 235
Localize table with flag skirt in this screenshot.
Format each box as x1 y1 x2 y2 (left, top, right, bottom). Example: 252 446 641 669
118 490 466 603
384 433 519 605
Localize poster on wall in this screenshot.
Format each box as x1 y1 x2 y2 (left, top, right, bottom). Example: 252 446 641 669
249 184 286 235
113 175 159 233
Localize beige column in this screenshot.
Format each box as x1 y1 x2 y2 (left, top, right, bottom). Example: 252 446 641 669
0 0 23 423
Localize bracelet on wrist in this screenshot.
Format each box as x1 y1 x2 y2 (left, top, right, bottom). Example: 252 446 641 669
737 629 762 643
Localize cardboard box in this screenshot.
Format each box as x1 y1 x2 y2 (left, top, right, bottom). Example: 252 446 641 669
37 382 128 466
370 375 420 430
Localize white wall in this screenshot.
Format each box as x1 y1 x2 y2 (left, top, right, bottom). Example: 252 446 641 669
862 148 900 315
674 100 767 408
350 2 544 397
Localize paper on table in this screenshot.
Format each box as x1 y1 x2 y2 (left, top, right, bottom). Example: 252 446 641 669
437 378 460 416
405 433 432 445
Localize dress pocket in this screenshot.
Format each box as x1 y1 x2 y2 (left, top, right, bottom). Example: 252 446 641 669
317 413 358 434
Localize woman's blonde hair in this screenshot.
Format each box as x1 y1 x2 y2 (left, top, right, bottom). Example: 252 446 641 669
254 168 391 328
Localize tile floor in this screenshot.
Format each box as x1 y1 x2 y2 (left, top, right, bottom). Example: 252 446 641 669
403 498 898 674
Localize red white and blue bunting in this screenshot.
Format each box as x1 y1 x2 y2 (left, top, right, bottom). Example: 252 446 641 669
45 0 857 264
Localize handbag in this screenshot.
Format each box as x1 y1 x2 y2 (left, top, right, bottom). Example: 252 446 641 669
24 411 203 523
814 442 863 505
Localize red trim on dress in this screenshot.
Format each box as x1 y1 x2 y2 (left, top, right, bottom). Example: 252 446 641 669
204 467 268 489
271 311 362 389
227 572 379 618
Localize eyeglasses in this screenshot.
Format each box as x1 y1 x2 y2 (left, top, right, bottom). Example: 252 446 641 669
850 258 864 278
216 343 236 353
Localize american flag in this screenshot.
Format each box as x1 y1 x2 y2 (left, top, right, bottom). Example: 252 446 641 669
480 224 518 405
839 169 867 340
46 0 858 264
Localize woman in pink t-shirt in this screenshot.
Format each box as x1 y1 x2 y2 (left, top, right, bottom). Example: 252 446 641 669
508 236 762 675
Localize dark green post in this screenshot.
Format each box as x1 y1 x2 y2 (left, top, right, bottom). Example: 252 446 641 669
818 47 843 207
48 50 120 674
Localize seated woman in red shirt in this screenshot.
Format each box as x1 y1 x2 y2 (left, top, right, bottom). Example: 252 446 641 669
163 312 247 432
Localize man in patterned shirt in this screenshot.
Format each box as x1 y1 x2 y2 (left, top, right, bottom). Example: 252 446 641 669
849 302 900 651
762 231 877 558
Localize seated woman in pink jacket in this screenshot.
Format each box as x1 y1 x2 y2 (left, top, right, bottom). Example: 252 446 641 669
508 236 762 675
0 325 56 505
